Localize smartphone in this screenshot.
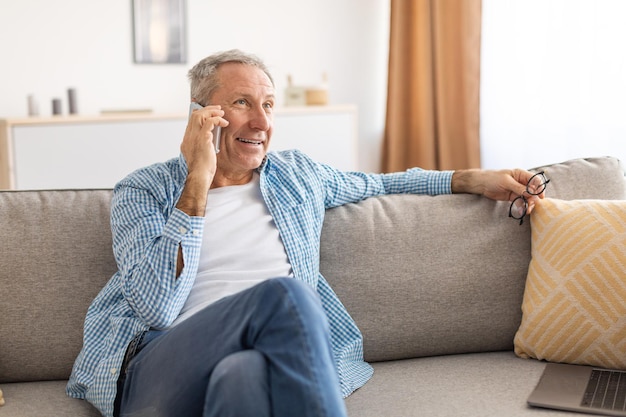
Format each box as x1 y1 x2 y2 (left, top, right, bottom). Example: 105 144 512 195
188 102 221 153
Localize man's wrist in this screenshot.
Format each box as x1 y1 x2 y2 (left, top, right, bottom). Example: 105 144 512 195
176 174 211 216
451 169 484 195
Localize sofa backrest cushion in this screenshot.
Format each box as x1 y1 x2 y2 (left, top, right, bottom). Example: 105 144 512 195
0 190 116 383
320 156 626 362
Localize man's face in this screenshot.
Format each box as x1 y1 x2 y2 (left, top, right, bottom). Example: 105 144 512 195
209 62 275 177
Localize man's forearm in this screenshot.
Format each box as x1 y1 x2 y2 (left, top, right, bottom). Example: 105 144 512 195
174 174 210 277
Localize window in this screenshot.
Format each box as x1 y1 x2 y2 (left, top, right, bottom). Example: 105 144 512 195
480 0 626 169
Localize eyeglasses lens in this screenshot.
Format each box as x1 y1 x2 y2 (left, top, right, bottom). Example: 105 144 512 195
527 173 547 195
510 196 527 219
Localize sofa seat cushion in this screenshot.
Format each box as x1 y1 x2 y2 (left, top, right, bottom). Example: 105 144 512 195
2 352 578 417
0 381 100 417
345 351 575 416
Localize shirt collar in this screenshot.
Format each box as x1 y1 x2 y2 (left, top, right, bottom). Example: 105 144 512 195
255 154 270 174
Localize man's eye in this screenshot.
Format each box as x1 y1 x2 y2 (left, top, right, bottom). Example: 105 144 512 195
236 99 247 105
264 102 274 109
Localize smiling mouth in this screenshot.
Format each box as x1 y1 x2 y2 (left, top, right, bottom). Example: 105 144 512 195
237 138 263 145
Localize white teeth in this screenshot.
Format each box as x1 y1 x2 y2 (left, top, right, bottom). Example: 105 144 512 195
238 138 261 144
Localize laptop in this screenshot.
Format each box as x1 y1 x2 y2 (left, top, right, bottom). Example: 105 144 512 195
528 362 626 416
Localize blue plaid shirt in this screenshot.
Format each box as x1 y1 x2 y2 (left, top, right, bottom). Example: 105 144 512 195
67 150 453 417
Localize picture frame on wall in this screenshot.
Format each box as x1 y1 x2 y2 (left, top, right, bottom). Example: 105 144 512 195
132 0 187 64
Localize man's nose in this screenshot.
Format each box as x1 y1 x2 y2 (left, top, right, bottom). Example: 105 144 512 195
249 106 271 131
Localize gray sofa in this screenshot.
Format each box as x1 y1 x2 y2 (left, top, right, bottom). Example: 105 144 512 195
1 156 624 417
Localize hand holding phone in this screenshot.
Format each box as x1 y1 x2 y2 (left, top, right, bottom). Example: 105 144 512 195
188 102 222 153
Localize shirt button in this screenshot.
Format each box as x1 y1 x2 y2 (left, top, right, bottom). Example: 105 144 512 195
111 368 117 374
192 230 199 236
178 226 188 234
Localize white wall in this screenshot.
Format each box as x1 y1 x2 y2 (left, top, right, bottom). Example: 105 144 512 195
0 0 390 173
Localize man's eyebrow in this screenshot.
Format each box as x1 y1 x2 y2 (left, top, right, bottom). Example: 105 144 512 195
231 92 276 102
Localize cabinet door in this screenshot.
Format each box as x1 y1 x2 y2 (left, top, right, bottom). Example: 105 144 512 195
271 110 357 171
12 119 186 189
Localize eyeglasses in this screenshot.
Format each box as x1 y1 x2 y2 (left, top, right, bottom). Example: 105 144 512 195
509 171 550 225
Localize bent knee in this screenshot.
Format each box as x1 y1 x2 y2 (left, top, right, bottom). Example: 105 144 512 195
264 278 323 310
264 277 317 300
265 278 330 330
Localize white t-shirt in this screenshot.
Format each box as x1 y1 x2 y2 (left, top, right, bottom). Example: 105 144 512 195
170 173 293 327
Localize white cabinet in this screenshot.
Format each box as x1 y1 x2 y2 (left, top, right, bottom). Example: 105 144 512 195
1 115 186 190
270 105 357 172
0 105 357 190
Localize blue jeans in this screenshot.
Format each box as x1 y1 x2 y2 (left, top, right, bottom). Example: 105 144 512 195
116 277 347 417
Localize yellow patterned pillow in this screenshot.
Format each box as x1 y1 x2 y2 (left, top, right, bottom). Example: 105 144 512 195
514 198 626 369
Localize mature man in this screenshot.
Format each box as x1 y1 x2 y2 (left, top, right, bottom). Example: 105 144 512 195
67 50 543 417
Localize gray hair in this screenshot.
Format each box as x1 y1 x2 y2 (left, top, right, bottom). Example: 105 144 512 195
187 49 275 104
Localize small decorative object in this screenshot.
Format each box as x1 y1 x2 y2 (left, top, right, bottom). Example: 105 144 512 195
52 98 62 116
27 95 39 116
132 0 187 64
284 73 329 107
67 88 78 114
284 75 306 106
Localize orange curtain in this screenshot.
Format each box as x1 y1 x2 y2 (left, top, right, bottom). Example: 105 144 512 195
382 0 482 172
